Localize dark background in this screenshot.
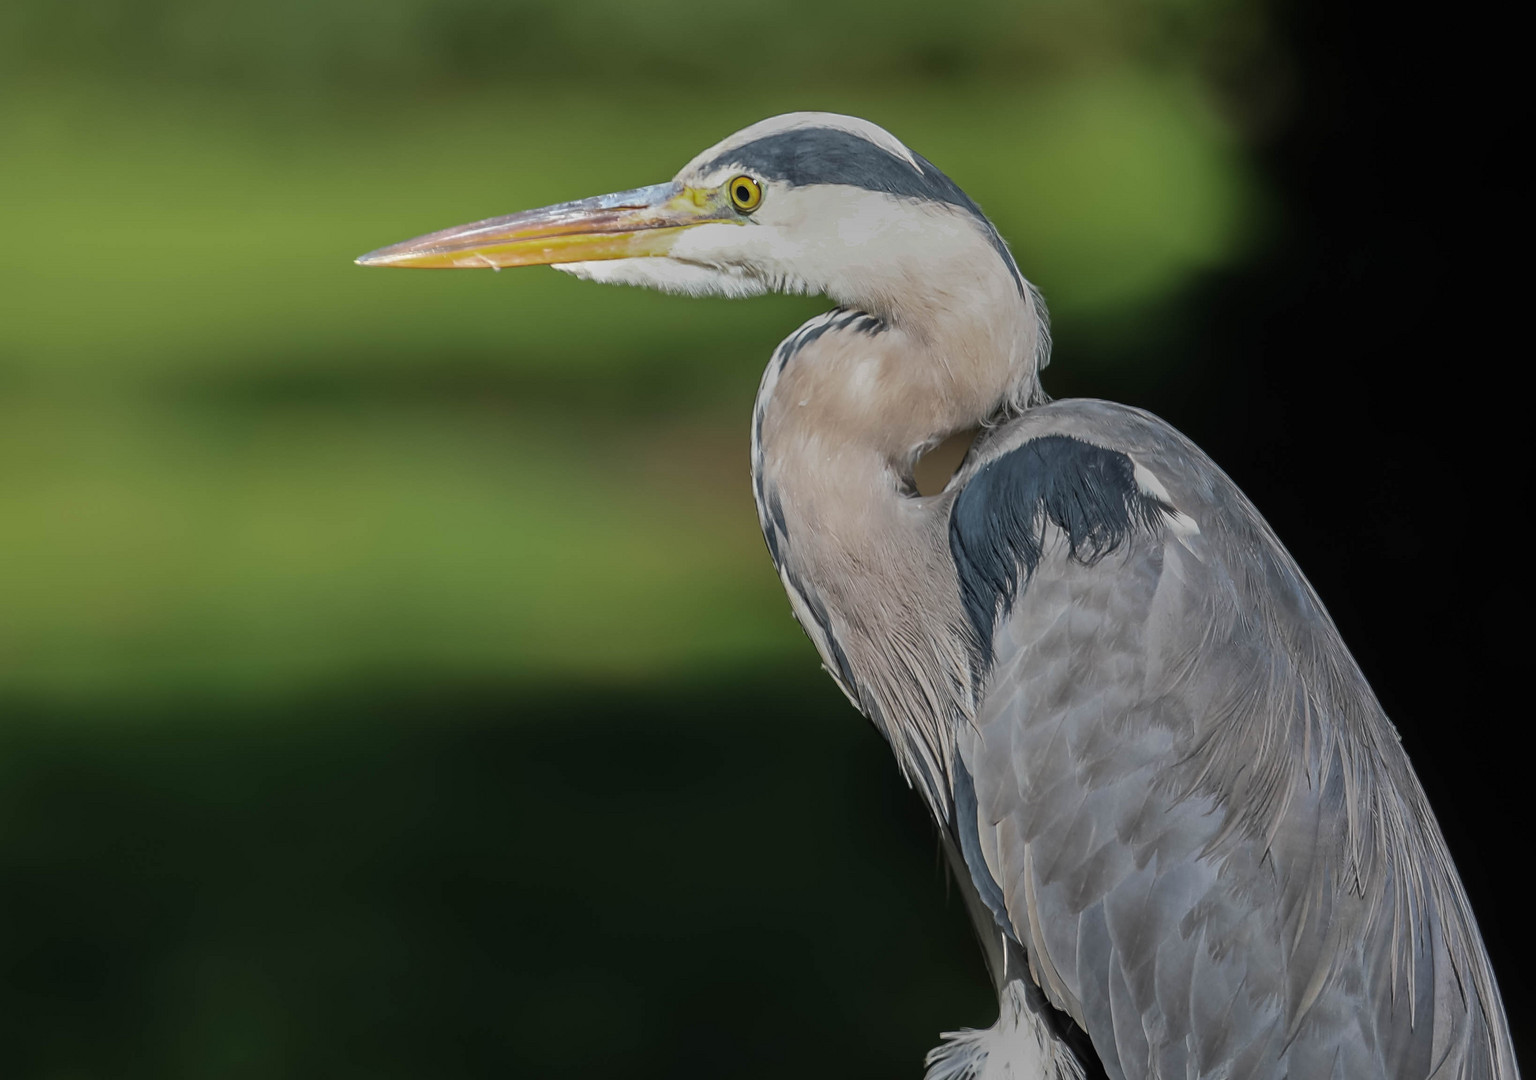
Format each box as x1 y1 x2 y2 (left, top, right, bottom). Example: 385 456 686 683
2 0 1526 1075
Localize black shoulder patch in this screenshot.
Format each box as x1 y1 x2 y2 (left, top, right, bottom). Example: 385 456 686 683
949 435 1170 666
705 127 1024 296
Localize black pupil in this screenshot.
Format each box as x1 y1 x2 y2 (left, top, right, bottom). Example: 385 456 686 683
736 184 750 203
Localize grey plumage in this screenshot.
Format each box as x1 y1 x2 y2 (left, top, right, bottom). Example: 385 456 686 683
946 401 1511 1078
357 111 1518 1079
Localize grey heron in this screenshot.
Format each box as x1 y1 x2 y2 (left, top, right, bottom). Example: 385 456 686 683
357 113 1517 1079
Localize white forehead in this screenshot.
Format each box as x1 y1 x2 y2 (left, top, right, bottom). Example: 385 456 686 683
677 112 920 183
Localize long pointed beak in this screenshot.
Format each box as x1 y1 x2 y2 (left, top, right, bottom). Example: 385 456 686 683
355 182 732 269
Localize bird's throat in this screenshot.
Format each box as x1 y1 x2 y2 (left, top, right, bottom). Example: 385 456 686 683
748 311 990 817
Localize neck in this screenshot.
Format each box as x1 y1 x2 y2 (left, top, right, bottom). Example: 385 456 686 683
750 272 1042 816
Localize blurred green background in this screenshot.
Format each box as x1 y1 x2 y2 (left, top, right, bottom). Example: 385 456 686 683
1 34 1255 703
2 1 1525 1076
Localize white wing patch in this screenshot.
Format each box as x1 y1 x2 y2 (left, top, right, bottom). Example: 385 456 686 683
1132 459 1200 538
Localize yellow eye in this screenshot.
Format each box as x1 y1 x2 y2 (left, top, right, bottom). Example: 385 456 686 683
729 175 763 213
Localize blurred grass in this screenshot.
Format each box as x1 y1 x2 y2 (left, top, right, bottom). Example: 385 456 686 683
1 0 1254 97
0 399 785 701
2 71 1256 703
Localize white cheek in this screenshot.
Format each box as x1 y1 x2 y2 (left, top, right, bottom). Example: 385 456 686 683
671 220 816 294
833 204 887 247
668 222 759 265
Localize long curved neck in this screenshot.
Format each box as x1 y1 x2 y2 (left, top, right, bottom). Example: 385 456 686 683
750 274 1042 816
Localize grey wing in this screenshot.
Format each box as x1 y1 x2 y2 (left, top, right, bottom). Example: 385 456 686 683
946 400 1517 1080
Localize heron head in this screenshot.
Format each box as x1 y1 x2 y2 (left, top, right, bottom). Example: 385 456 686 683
356 113 1029 325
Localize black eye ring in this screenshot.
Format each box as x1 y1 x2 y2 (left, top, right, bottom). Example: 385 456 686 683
729 175 763 213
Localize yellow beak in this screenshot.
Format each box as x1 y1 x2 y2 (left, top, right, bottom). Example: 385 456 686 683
354 182 734 269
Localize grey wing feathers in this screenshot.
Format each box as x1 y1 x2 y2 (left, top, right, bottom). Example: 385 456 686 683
948 400 1517 1080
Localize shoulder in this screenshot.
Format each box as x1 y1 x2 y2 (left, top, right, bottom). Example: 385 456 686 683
956 399 1223 510
946 398 1322 662
950 397 1282 572
947 402 1178 661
